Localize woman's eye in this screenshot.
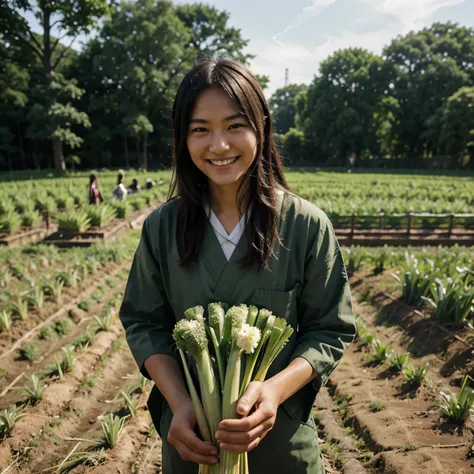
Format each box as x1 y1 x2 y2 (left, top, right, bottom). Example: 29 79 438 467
192 127 207 133
229 123 245 130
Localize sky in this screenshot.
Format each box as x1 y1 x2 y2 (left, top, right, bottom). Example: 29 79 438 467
24 0 474 96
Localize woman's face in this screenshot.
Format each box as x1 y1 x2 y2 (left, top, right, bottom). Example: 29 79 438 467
186 88 258 192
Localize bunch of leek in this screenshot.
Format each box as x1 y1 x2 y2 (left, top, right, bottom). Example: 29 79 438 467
172 303 294 474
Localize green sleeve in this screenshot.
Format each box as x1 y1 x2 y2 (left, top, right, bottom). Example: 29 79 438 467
119 212 178 379
289 212 356 392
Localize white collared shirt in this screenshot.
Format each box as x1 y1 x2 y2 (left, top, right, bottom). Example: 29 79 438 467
203 202 247 261
203 189 285 261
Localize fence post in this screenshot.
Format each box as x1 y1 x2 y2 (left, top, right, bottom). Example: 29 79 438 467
351 213 355 239
407 212 411 237
448 214 454 237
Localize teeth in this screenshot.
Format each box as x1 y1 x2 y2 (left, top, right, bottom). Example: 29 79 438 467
210 157 238 166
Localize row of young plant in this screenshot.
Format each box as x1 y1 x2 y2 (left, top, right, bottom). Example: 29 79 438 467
288 172 474 217
57 187 161 233
0 170 168 212
0 232 139 333
342 246 474 327
0 185 164 235
356 316 474 425
47 372 153 473
0 290 124 438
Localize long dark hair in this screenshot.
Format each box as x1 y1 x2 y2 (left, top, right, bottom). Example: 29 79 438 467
168 59 290 270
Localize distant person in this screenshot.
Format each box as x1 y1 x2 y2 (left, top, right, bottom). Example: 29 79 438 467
112 170 128 201
127 178 141 194
89 174 103 205
348 152 356 168
145 178 156 190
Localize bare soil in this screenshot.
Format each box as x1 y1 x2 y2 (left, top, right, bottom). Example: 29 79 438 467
324 272 474 474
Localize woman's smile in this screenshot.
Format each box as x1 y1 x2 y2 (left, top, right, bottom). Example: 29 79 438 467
208 156 240 168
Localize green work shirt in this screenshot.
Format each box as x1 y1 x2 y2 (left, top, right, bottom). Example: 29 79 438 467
119 190 356 474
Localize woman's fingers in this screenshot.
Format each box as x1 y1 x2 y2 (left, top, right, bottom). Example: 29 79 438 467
168 424 218 465
216 418 272 445
236 381 263 416
220 436 263 453
181 427 218 456
219 403 274 432
174 439 219 465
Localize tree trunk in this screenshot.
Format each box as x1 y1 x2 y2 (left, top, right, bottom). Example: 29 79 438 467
124 135 129 168
43 7 66 173
52 140 65 172
136 137 140 167
18 122 26 169
143 132 148 170
6 150 12 172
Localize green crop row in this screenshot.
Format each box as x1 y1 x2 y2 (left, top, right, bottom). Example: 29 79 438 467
287 171 474 217
0 171 169 235
0 231 140 333
342 246 474 327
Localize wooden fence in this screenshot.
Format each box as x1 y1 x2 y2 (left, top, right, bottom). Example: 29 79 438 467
333 213 474 246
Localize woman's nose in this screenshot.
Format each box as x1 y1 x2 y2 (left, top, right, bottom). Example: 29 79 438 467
209 132 230 154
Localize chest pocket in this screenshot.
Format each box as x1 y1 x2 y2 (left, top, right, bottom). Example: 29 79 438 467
250 283 300 325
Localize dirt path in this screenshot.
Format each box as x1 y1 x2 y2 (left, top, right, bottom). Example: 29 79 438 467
14 337 139 473
0 265 127 408
327 277 474 474
0 258 127 352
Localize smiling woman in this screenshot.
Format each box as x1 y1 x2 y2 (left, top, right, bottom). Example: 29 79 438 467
119 58 356 474
187 88 258 197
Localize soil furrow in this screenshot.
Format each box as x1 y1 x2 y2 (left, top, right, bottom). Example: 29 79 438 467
0 260 127 356
0 266 127 405
350 273 474 387
328 339 474 473
0 318 128 470
12 338 140 473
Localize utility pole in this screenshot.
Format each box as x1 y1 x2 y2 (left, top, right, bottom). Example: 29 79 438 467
285 68 289 87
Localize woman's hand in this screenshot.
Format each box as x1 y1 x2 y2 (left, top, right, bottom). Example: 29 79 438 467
167 400 219 465
215 381 282 453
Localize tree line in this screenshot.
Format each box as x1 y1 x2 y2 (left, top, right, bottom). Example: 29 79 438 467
272 23 474 170
1 1 474 172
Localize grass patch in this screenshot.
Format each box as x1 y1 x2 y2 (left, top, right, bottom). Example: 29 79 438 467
20 343 41 361
332 394 352 419
54 318 72 335
91 289 104 303
320 440 347 468
39 324 56 340
77 299 94 312
111 340 122 352
369 400 386 412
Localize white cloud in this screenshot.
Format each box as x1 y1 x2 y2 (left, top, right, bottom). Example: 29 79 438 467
361 0 467 32
256 0 467 96
272 0 337 46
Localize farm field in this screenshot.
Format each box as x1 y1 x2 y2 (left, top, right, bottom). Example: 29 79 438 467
0 170 473 473
0 171 169 241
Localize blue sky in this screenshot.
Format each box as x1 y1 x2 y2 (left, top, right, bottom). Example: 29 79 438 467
24 0 474 96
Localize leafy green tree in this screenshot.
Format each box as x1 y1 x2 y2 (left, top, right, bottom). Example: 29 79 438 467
299 48 389 164
74 0 190 169
1 0 110 172
176 3 252 64
279 128 307 164
0 33 31 170
440 87 474 168
255 74 270 91
384 22 473 160
269 84 308 134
